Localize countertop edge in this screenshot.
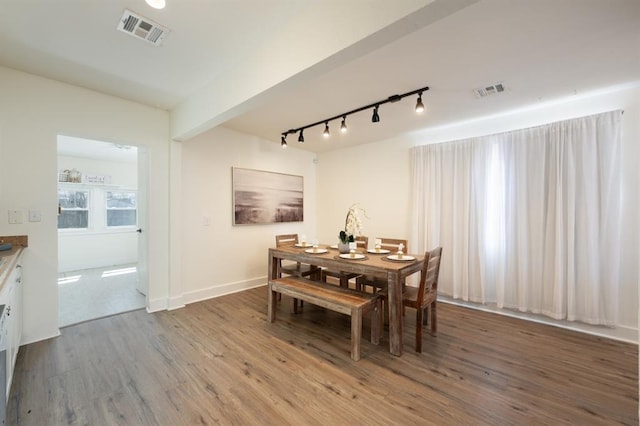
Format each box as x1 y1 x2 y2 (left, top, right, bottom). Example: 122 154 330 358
0 247 25 293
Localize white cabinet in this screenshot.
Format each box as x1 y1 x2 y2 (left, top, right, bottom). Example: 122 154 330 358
7 263 22 394
0 257 23 400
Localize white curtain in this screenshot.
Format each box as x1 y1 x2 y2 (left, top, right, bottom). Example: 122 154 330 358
411 110 622 325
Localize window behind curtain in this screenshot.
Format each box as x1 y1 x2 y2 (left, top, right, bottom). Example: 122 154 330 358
411 110 622 325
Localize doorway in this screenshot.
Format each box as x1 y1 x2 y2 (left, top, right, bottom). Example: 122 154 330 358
56 135 147 326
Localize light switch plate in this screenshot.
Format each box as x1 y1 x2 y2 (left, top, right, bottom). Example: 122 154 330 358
29 209 42 222
8 210 23 224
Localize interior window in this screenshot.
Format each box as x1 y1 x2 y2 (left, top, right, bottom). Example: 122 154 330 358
58 189 90 229
106 191 137 227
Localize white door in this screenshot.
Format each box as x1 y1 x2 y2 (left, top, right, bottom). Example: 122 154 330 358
136 146 149 297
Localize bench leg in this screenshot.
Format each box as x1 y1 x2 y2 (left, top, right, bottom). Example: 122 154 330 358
312 266 322 280
351 308 362 361
371 300 380 345
340 277 349 288
268 286 277 323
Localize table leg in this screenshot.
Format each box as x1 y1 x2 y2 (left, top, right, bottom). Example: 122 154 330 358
268 252 280 280
267 285 276 322
387 271 403 356
267 253 276 321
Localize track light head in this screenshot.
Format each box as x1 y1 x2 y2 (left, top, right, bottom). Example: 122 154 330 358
323 122 330 138
415 92 425 113
298 129 304 143
372 105 380 123
281 135 287 148
340 116 347 133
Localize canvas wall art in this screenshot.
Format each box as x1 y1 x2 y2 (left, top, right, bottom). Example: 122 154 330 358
232 167 303 225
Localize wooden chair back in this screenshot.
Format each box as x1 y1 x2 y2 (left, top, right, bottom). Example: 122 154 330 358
417 247 443 306
275 234 298 247
376 237 408 253
354 235 368 250
274 234 320 282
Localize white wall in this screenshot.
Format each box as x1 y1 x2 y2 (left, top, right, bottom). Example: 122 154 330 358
316 84 640 339
179 126 317 305
0 66 170 344
316 141 414 249
58 155 138 187
57 155 138 272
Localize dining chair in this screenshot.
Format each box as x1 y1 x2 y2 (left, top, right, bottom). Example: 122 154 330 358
275 234 320 280
379 246 442 353
355 237 408 293
321 235 368 288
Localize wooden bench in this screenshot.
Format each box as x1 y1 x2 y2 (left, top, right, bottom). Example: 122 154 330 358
268 276 381 361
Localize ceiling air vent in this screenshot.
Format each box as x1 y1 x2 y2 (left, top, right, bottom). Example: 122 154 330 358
474 82 507 98
117 9 169 46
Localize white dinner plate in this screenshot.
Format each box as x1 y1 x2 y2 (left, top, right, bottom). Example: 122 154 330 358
329 244 338 249
304 248 327 254
367 249 390 254
294 243 312 248
386 254 415 261
339 253 366 260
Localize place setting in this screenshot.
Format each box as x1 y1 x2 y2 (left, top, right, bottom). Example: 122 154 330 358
385 253 416 262
337 252 367 260
381 243 416 262
366 238 390 255
296 237 328 253
293 235 315 248
334 242 368 260
304 245 328 254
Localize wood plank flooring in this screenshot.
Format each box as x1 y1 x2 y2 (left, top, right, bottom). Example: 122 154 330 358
7 287 638 425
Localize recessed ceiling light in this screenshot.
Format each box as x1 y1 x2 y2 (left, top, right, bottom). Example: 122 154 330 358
145 0 166 9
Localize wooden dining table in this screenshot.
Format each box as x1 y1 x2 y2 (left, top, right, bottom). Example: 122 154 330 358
268 244 425 357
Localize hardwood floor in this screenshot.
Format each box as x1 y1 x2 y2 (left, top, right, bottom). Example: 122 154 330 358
7 287 638 425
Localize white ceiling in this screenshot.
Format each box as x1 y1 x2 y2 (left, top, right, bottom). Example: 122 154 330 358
1 0 638 156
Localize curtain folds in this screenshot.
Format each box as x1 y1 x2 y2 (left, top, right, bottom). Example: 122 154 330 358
411 111 621 325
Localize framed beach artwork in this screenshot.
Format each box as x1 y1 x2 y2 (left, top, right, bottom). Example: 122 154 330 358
232 167 304 225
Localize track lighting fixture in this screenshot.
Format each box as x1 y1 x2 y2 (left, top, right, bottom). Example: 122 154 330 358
415 92 425 113
281 135 287 148
279 85 428 145
371 105 380 123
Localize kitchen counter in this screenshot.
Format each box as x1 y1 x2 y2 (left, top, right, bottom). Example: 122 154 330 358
0 235 27 290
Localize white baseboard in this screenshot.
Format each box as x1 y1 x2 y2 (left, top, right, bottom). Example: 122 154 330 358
181 277 266 306
440 296 638 344
167 296 185 311
144 278 264 313
147 297 168 313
